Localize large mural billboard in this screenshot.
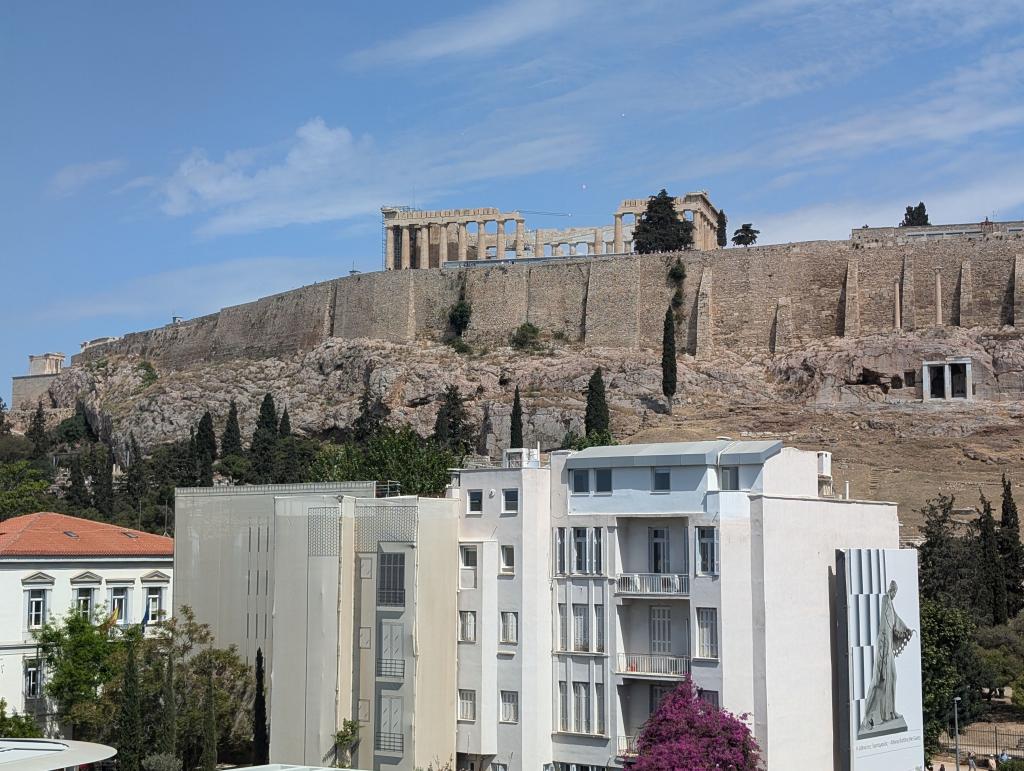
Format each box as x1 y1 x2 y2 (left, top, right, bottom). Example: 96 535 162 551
843 548 924 771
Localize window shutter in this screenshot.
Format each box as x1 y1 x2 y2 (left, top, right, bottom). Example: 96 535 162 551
713 528 720 574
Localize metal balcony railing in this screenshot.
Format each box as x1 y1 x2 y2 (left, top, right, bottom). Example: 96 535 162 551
617 735 639 757
376 588 405 607
617 653 691 677
376 658 405 679
375 731 403 753
616 573 689 596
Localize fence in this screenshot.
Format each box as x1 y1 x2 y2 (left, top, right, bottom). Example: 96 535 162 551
940 725 1024 760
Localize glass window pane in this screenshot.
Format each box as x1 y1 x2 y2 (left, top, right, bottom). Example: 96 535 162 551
572 469 589 494
594 469 612 494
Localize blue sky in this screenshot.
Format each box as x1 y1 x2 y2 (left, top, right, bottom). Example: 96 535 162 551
3 1 1024 402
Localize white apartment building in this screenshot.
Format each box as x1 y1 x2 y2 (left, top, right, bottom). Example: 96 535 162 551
0 512 173 729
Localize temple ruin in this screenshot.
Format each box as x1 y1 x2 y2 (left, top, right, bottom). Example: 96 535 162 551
380 192 721 270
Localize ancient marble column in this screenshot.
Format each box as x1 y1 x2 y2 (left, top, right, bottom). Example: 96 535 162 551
400 226 411 270
534 229 543 259
385 226 395 269
439 223 449 264
477 220 486 259
613 214 624 253
495 218 505 259
458 223 468 261
418 224 429 268
569 243 577 256
934 269 943 326
515 219 525 259
594 229 603 255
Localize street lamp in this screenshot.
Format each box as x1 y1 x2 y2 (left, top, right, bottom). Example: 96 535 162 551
953 695 962 771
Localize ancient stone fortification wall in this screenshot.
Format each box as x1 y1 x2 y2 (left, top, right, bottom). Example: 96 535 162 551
72 236 1024 370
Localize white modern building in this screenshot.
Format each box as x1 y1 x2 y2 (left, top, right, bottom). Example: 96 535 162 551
176 440 903 771
0 512 173 730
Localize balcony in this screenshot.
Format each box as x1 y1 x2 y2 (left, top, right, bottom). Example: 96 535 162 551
616 573 689 596
375 731 403 754
617 735 639 758
376 588 405 607
617 653 691 678
376 658 405 679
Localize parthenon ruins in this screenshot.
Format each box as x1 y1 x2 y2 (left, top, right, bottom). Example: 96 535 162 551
381 192 721 269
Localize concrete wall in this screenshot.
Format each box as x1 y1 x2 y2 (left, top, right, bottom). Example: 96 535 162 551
70 236 1024 370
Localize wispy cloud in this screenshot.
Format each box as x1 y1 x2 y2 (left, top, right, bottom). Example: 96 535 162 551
48 159 126 198
348 0 585 67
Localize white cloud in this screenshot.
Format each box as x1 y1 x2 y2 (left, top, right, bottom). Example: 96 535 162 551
48 159 126 198
348 0 585 67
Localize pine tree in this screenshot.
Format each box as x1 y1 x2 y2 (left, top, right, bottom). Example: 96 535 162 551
731 224 759 247
998 474 1024 617
662 306 677 411
27 401 48 458
125 433 148 512
584 368 610 437
433 386 474 453
159 652 177 757
93 445 115 517
200 664 217 771
253 648 269 764
510 386 524 448
900 202 930 227
977 494 1008 625
351 383 390 443
278 408 291 438
67 455 90 509
196 411 217 462
633 189 694 254
716 209 728 248
116 639 144 771
221 401 243 458
249 394 279 484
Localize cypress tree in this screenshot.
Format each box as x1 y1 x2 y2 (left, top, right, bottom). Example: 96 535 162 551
249 394 279 484
124 433 148 511
716 209 728 248
584 368 610 436
278 408 291 438
998 474 1024 617
221 401 243 458
977 494 1008 625
196 411 217 462
93 445 115 517
253 648 269 764
510 386 524 448
27 401 48 458
433 385 473 453
159 652 177 757
67 455 90 509
661 306 677 412
116 640 144 771
633 189 694 254
200 664 217 771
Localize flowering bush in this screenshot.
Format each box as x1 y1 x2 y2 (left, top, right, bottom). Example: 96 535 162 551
633 678 760 771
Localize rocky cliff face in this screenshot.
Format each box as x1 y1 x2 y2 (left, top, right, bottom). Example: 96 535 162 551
27 327 1024 533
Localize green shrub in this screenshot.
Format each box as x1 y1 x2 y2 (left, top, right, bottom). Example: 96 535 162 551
999 760 1024 771
446 338 471 354
511 323 540 350
137 361 158 388
668 258 686 284
448 299 472 338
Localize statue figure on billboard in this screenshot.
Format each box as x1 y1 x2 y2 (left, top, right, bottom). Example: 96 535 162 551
859 580 915 735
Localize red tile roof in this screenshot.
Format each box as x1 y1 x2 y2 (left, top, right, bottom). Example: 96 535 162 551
0 513 173 558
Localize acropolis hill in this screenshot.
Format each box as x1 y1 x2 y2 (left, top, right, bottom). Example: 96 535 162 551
14 209 1024 534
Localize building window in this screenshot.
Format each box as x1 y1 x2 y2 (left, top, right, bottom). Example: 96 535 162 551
500 690 519 723
26 589 46 629
460 545 478 589
573 682 591 733
554 528 566 575
458 689 476 721
595 682 605 735
593 528 603 574
573 528 588 573
649 528 670 574
468 490 483 513
652 467 671 493
492 765 509 771
378 553 406 606
594 468 612 494
697 527 719 575
109 587 129 625
571 469 590 494
719 466 739 491
461 545 478 568
500 545 515 574
502 489 519 513
594 604 605 653
698 689 720 709
650 683 674 714
558 603 568 651
145 587 164 623
500 612 518 644
697 607 719 659
573 604 589 652
558 681 569 731
75 587 94 617
24 660 41 699
459 611 477 643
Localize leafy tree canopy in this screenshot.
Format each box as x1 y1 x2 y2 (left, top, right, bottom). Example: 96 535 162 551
731 223 759 247
900 202 930 227
633 189 695 254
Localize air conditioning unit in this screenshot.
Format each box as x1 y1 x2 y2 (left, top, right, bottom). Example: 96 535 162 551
817 451 832 478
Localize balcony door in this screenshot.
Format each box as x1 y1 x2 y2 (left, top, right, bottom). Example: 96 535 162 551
649 528 670 574
649 606 671 654
381 621 404 662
